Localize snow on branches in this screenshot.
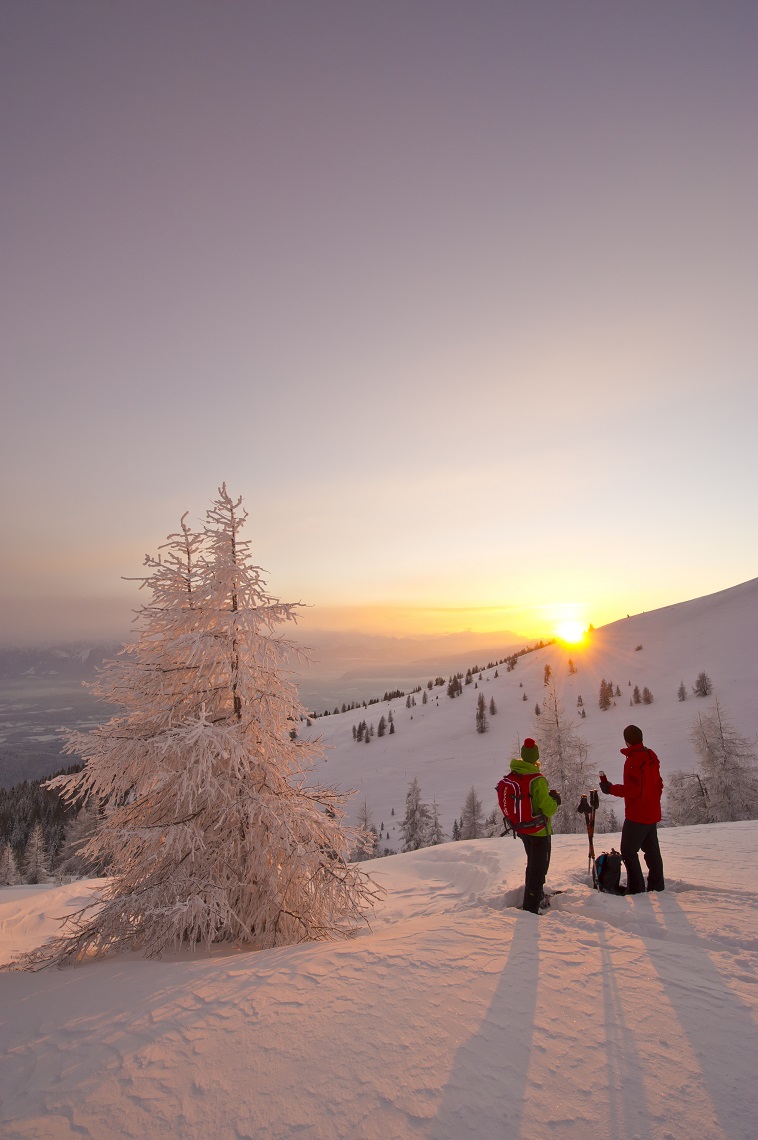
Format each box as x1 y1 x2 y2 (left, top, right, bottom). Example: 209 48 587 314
23 485 379 967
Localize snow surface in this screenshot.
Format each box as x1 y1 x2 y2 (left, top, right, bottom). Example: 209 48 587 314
301 577 758 841
2 822 758 1138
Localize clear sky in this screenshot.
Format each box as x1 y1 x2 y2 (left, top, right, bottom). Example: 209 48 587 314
2 1 757 646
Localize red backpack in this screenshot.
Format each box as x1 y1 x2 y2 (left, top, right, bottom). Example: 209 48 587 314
497 772 548 836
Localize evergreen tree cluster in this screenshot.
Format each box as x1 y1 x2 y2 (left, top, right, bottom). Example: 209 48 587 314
447 674 464 698
400 779 445 850
0 764 84 885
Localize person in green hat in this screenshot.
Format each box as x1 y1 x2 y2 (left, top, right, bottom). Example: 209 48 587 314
497 738 561 913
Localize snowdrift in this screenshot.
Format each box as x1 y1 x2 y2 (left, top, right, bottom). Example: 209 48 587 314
2 822 757 1139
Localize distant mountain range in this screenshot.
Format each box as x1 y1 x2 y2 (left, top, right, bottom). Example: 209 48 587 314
1 578 755 797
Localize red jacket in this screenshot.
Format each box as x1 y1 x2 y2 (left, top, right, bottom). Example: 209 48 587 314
607 743 663 824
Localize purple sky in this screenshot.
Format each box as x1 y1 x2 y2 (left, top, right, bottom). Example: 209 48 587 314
2 1 757 645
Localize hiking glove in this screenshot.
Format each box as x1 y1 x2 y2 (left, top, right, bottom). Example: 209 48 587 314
599 776 612 794
549 789 561 805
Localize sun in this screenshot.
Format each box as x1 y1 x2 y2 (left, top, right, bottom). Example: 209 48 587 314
556 620 585 645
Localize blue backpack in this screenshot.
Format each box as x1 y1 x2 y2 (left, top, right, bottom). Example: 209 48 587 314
595 849 625 894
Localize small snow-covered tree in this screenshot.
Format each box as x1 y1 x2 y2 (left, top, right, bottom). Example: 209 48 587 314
677 680 687 702
483 809 500 837
0 842 22 886
668 700 758 826
693 672 713 698
459 787 485 839
427 800 446 846
23 822 51 884
536 684 593 834
27 486 377 967
689 700 758 822
667 769 710 826
401 777 431 851
352 799 379 862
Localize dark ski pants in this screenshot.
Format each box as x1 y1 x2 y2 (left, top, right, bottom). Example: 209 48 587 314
620 820 665 894
520 834 551 913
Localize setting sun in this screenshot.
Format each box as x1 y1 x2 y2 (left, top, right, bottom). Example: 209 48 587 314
556 620 585 645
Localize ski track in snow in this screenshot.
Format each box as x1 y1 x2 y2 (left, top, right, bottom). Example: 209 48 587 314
1 826 757 1139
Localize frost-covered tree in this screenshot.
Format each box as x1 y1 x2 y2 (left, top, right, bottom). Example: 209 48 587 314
535 685 593 834
27 486 377 967
352 799 379 862
401 777 432 851
459 787 485 840
427 800 446 846
598 680 612 710
23 822 51 884
668 700 758 826
0 841 22 886
667 770 710 826
642 686 654 705
677 680 687 702
483 809 500 837
489 696 497 716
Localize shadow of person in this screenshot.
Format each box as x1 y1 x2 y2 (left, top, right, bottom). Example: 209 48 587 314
430 911 540 1138
642 892 758 1138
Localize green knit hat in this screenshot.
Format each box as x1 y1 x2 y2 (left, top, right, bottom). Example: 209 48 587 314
521 738 540 764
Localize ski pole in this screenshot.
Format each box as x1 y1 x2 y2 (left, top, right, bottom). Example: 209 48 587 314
577 791 600 887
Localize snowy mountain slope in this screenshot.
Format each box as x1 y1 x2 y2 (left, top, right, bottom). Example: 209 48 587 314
301 578 758 841
2 823 757 1139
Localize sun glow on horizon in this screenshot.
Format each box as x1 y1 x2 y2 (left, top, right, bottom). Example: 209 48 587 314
555 620 586 645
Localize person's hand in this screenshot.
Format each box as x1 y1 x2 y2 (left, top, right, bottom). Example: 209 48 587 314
599 773 611 794
549 789 561 805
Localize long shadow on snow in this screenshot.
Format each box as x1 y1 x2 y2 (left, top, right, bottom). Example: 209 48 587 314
637 892 758 1140
430 910 539 1139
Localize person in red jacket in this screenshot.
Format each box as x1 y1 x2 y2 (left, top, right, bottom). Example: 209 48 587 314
599 724 665 894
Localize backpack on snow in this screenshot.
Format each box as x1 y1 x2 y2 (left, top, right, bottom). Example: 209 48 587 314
498 772 548 837
595 849 625 894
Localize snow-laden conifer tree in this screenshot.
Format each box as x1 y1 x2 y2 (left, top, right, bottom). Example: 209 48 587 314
459 786 485 839
0 841 22 886
400 777 432 851
536 685 593 834
352 799 378 861
27 486 378 966
427 800 446 846
23 822 51 884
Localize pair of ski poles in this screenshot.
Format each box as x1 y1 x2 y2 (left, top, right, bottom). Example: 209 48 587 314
577 789 600 888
